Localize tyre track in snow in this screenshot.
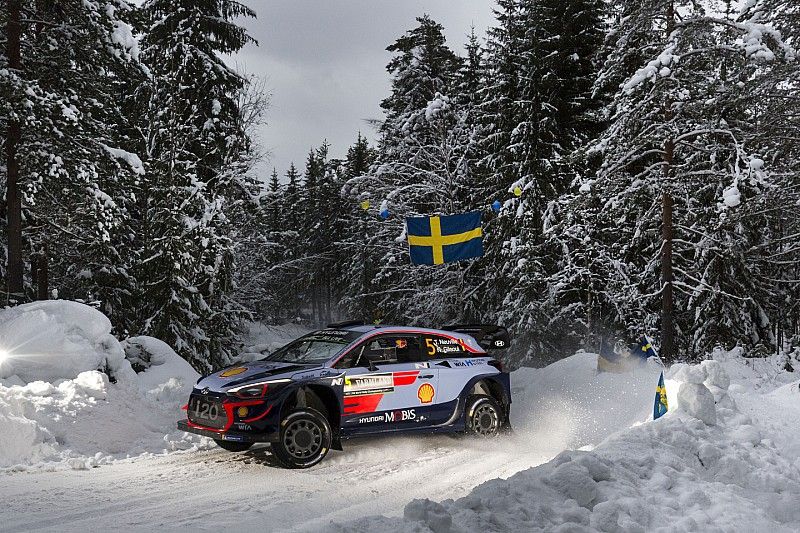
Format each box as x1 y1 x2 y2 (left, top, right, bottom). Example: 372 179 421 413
0 435 553 533
0 354 662 532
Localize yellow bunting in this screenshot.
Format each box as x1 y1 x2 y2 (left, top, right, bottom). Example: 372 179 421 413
360 200 370 210
513 186 522 197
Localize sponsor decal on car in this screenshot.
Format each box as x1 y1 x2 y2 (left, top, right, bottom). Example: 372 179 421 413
219 367 247 378
309 332 352 343
418 383 435 404
344 374 394 396
424 337 467 356
358 409 417 424
319 330 352 337
452 359 479 367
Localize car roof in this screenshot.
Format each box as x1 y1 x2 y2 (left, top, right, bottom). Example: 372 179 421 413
324 325 487 352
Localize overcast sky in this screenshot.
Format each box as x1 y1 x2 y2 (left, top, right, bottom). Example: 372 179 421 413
232 0 496 178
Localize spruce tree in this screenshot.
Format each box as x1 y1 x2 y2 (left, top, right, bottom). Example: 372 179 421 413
344 16 472 325
475 0 606 363
0 0 144 318
589 0 794 357
137 0 257 370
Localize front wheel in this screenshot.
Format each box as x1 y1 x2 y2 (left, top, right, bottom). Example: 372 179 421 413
464 395 503 437
271 408 332 469
214 439 253 452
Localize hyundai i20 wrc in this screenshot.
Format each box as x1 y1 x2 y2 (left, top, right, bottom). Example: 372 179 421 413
177 322 511 468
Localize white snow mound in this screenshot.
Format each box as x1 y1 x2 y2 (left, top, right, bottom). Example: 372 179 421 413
328 355 800 532
0 300 132 384
0 301 207 470
123 336 198 403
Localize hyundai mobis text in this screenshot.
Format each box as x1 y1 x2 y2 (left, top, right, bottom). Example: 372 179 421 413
178 322 511 468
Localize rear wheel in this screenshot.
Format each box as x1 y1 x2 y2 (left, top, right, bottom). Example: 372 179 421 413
465 395 502 437
214 439 253 452
271 408 332 469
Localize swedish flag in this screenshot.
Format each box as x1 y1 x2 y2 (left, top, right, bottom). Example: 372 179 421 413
654 372 668 420
632 337 658 359
406 212 483 266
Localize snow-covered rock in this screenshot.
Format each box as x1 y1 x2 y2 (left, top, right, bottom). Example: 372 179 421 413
677 382 717 425
123 336 198 403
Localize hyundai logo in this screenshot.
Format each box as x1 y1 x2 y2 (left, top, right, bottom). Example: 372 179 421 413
201 387 210 395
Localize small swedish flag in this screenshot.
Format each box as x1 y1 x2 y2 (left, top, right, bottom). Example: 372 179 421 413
632 337 658 359
654 371 668 420
406 211 483 266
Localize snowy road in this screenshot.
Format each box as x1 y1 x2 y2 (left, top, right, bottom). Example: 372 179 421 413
0 354 662 532
0 433 555 532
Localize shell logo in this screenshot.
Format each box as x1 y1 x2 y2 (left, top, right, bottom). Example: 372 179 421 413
219 367 247 378
417 383 435 404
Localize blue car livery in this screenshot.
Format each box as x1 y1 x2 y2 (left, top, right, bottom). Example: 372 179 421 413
177 322 511 468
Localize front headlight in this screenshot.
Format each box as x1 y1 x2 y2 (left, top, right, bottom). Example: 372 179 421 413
228 378 292 399
233 384 268 399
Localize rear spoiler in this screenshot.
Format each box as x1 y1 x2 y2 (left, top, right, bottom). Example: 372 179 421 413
442 324 510 350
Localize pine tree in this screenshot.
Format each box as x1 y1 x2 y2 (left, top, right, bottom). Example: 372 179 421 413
474 0 606 363
136 0 257 370
344 16 474 326
0 0 144 317
589 0 794 358
340 134 378 320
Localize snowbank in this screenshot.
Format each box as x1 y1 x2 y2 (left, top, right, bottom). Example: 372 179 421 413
327 352 800 532
0 301 206 470
123 336 198 403
0 300 133 384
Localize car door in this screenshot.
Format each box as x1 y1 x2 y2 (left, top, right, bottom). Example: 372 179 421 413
421 333 492 420
336 333 439 434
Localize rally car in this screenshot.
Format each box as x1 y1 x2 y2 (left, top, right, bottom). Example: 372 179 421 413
177 322 511 468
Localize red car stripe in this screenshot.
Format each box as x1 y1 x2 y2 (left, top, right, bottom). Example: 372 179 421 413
393 371 420 386
187 399 265 433
343 393 384 414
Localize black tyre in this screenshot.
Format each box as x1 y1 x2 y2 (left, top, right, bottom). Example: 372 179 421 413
464 395 503 437
214 439 253 452
271 408 332 469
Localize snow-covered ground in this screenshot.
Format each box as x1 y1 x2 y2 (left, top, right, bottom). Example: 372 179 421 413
0 302 797 532
329 354 800 533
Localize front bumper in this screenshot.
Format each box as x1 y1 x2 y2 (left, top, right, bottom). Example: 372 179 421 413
177 419 280 443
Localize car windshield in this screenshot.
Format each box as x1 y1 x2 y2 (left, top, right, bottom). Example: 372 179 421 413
263 330 362 364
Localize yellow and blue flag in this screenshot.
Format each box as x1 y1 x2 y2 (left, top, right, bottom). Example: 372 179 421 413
654 371 668 419
406 211 483 266
633 337 658 359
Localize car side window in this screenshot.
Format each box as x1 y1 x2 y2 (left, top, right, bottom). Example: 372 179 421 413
422 335 469 358
335 335 424 368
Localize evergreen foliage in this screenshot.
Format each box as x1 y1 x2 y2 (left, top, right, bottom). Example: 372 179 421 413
2 0 799 370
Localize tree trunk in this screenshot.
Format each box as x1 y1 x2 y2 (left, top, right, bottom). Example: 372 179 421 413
5 0 24 298
36 247 49 301
661 190 675 363
660 0 676 364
